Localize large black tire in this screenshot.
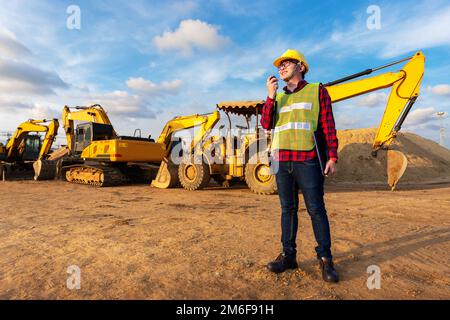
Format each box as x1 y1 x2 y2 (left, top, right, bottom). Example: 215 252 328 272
244 152 277 195
178 155 211 190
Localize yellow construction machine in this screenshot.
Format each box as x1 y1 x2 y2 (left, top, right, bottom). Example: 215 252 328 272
325 51 425 190
158 51 424 193
52 104 165 186
0 119 59 181
151 111 221 189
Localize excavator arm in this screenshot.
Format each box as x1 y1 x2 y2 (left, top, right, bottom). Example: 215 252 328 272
156 111 221 154
5 119 59 161
37 119 59 160
325 51 425 153
323 51 425 189
62 104 114 152
151 111 221 188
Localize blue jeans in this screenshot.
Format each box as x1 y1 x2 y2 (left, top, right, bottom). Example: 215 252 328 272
275 159 332 259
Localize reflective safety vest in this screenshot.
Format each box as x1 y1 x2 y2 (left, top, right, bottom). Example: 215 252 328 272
271 83 320 151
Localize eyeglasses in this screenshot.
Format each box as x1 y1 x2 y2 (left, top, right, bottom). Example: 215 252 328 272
278 60 297 70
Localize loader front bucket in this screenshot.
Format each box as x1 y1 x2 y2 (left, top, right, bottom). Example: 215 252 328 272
151 158 180 189
386 150 408 191
33 160 57 180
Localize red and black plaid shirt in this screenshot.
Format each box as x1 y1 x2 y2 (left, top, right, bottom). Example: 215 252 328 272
260 79 338 162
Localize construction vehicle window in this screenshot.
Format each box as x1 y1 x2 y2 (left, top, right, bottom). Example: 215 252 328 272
84 126 91 142
25 136 41 153
92 123 114 141
77 128 84 142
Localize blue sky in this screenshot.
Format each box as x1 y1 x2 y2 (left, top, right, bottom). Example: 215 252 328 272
0 0 449 148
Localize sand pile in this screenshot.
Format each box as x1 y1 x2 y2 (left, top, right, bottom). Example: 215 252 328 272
329 128 450 185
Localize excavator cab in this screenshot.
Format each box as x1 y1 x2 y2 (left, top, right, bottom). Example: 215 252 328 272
22 135 42 161
5 134 42 162
73 122 114 153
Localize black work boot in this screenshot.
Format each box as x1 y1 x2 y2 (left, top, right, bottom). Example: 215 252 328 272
267 253 298 273
319 257 339 283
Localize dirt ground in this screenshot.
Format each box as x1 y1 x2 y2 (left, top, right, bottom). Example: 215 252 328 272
0 179 449 300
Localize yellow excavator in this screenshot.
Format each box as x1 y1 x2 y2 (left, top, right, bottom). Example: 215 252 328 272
0 119 59 181
51 104 165 186
154 51 425 193
151 111 221 189
325 51 425 190
33 104 222 187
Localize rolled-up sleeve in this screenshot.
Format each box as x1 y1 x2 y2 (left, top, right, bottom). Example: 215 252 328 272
318 86 339 162
260 97 275 130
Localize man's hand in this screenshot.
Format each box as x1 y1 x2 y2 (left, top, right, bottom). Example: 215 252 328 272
267 75 278 99
324 159 337 177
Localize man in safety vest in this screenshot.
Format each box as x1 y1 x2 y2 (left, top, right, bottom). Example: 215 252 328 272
261 49 339 283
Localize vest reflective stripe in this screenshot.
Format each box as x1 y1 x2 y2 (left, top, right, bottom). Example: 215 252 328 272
279 102 312 113
271 83 320 152
274 121 311 133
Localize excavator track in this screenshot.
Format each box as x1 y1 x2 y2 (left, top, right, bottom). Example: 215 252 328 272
65 165 127 187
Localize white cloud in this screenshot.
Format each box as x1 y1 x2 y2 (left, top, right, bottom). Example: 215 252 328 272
0 59 68 94
0 96 34 111
231 68 267 82
429 84 450 96
0 95 59 125
126 77 182 96
306 3 450 59
0 27 32 59
28 104 58 119
0 27 68 96
403 107 440 127
335 114 359 128
87 90 156 119
357 92 388 108
152 19 230 56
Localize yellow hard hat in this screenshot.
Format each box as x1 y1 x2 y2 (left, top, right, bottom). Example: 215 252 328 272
273 49 309 74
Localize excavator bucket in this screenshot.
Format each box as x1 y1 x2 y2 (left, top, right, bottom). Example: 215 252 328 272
33 147 70 181
33 160 57 180
386 150 408 191
151 158 180 189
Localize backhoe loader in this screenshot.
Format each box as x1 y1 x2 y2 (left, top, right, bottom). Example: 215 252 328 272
151 111 221 189
49 104 165 186
0 119 59 181
161 51 425 193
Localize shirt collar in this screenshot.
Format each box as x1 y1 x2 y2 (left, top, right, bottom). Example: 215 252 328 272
283 79 308 94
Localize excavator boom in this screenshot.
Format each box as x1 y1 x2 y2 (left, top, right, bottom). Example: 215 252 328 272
325 51 425 153
156 111 221 153
324 51 425 189
4 119 59 162
62 104 114 153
